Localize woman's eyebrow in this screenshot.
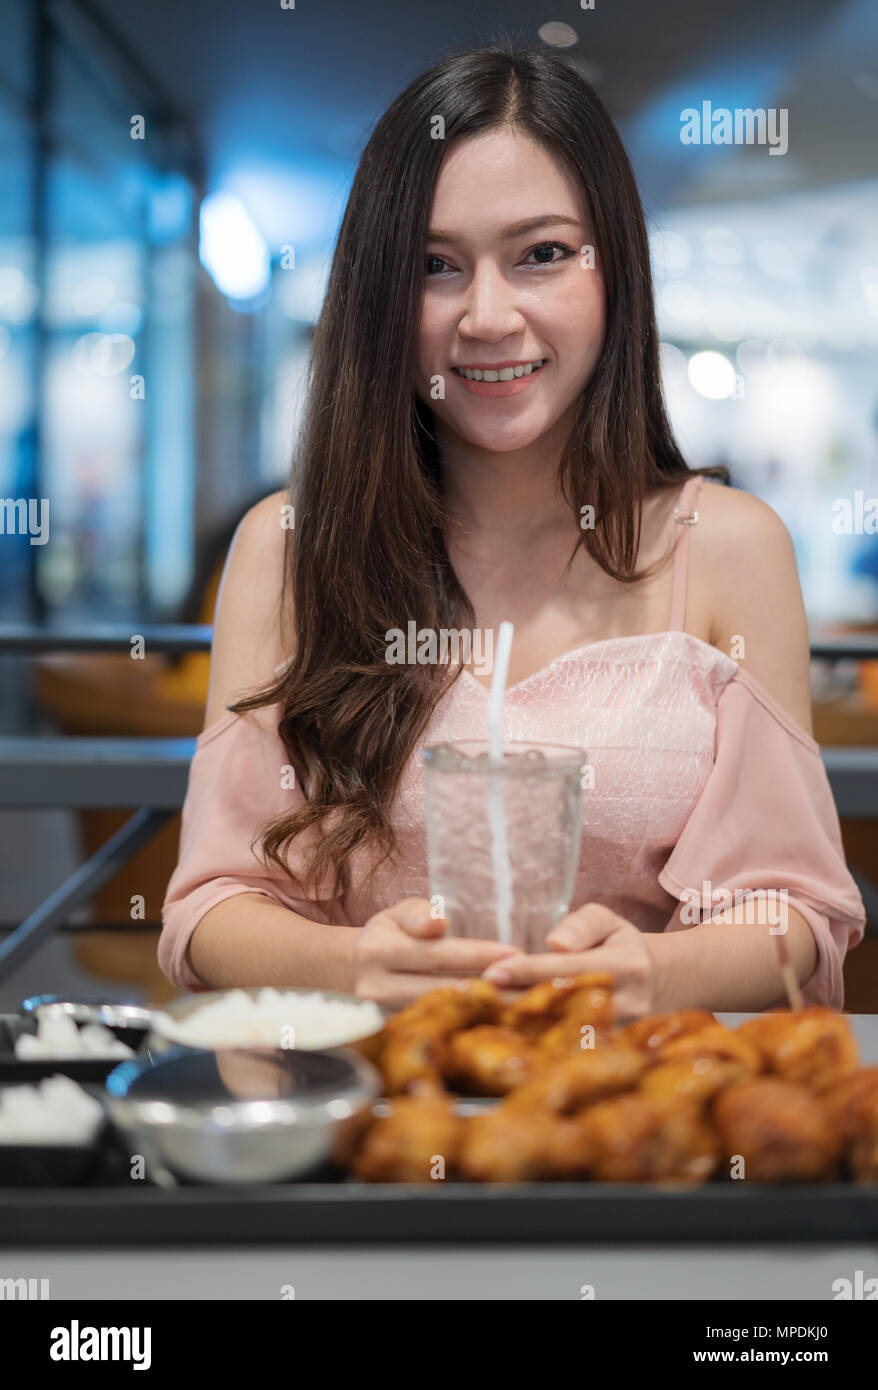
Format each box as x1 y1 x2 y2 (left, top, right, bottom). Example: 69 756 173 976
426 214 583 244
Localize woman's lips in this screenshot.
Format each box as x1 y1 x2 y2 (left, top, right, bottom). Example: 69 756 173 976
451 361 548 398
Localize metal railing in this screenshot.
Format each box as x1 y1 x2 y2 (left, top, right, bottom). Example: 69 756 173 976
0 625 212 975
0 622 874 659
0 623 877 977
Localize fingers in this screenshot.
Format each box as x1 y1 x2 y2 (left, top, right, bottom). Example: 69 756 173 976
420 936 520 971
545 903 623 952
483 944 623 988
376 897 448 939
483 951 595 988
381 932 520 975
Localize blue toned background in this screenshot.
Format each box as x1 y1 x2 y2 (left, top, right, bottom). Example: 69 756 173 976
1 0 876 626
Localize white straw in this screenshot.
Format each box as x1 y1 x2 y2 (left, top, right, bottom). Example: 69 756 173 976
487 622 514 944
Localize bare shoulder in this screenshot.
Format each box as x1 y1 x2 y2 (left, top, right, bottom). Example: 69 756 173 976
694 476 789 539
690 479 813 737
692 477 800 598
203 489 293 730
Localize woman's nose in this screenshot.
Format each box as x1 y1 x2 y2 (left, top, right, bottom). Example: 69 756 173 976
458 261 525 341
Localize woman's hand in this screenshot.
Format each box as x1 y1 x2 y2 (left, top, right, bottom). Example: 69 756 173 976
482 903 658 1021
354 897 521 1011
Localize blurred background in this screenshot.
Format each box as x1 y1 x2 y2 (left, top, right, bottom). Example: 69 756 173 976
0 0 876 1009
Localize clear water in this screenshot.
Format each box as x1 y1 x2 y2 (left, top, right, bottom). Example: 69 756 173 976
423 742 584 951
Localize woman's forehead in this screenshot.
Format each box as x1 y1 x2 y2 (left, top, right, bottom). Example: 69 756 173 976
429 131 588 234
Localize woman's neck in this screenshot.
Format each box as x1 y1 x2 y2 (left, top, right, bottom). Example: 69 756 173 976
438 427 574 542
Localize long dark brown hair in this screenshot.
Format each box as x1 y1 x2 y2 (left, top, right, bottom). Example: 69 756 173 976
230 43 730 906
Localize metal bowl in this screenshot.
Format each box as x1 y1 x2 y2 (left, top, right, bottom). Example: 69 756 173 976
146 986 385 1054
105 1044 379 1184
20 995 153 1050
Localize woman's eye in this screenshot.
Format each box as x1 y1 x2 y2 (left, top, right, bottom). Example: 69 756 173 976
524 241 576 266
425 254 448 276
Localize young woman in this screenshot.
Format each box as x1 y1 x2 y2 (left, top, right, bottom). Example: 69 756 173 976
160 45 865 1017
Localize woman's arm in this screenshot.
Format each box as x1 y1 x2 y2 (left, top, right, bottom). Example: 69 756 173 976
188 892 519 1002
202 489 291 728
648 490 828 1006
187 893 361 991
645 898 819 1013
651 481 823 1007
485 900 819 1017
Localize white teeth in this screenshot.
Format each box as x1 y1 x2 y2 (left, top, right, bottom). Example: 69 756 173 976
456 360 544 382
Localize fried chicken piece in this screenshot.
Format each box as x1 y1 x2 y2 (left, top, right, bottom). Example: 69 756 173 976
458 1107 559 1182
576 1094 719 1183
459 1038 645 1181
639 1057 751 1105
535 979 616 1057
379 1020 447 1094
351 1092 462 1182
655 1023 762 1075
536 1015 611 1059
385 978 504 1034
503 973 614 1037
538 1113 599 1179
824 1068 878 1182
713 1078 841 1182
848 1110 878 1183
503 1043 646 1116
825 1067 878 1142
737 1008 859 1093
617 1009 716 1055
378 979 505 1093
441 1025 537 1096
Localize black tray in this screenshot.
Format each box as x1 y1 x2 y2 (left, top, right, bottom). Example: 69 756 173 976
0 1014 138 1083
2 1011 877 1246
1 1117 877 1247
0 1126 107 1187
2 1176 877 1245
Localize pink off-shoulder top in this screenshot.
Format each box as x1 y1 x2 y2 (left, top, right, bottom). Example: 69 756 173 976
159 475 867 1005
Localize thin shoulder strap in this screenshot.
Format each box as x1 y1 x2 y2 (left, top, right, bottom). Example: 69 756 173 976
668 474 703 632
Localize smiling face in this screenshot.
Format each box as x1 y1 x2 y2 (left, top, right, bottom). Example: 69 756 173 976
415 126 606 458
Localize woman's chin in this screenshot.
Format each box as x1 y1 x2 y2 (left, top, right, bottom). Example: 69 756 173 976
444 414 560 455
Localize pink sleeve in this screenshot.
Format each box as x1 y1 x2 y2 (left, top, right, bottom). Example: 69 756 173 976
159 704 344 992
658 669 867 1009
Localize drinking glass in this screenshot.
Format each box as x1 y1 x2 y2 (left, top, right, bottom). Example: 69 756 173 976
422 739 586 951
